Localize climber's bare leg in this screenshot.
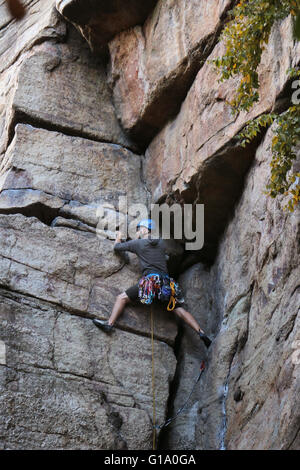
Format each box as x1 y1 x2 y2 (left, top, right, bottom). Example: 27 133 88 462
173 306 205 334
108 292 131 326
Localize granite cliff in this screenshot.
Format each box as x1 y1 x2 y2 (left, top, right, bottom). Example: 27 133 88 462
0 0 299 450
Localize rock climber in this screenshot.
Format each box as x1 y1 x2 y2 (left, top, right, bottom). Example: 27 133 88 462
92 219 212 348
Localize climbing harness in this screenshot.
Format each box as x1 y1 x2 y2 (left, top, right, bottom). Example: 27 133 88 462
138 272 185 310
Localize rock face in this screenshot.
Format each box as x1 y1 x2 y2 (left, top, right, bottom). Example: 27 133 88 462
108 0 233 145
0 0 65 74
161 124 300 450
0 0 299 451
0 289 175 449
0 1 177 450
0 0 66 155
56 0 158 51
0 0 136 155
143 15 300 263
10 29 135 150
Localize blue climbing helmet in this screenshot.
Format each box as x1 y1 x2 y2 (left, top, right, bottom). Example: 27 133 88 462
137 219 156 231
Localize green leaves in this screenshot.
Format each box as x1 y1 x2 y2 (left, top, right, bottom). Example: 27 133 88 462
237 107 300 211
237 113 277 147
212 0 300 211
267 106 300 211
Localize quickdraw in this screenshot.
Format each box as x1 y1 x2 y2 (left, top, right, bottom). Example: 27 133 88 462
167 281 176 311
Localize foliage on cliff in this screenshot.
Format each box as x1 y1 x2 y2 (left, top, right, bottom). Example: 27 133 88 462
212 0 300 211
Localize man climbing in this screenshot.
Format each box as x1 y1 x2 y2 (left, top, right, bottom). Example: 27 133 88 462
92 219 212 348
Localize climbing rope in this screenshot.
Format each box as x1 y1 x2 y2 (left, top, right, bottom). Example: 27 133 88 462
150 303 156 450
154 361 205 431
150 301 206 446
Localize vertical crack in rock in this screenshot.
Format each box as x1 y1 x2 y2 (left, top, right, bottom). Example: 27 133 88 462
156 324 183 449
218 337 240 451
287 426 300 450
217 283 254 450
219 376 229 450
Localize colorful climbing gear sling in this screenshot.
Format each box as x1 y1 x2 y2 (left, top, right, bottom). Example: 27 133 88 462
138 272 184 310
138 273 161 305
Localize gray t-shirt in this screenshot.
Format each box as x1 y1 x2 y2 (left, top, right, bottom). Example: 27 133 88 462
114 238 169 276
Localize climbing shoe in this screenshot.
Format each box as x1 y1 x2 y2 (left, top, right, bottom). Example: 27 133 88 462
198 331 212 349
93 318 114 333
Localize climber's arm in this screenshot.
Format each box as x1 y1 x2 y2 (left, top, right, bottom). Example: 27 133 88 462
113 232 140 254
114 231 122 246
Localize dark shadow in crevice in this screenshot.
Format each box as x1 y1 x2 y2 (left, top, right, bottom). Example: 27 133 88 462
7 109 140 155
0 202 60 226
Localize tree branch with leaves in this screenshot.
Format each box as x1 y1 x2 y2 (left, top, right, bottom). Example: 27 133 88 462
212 0 300 211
